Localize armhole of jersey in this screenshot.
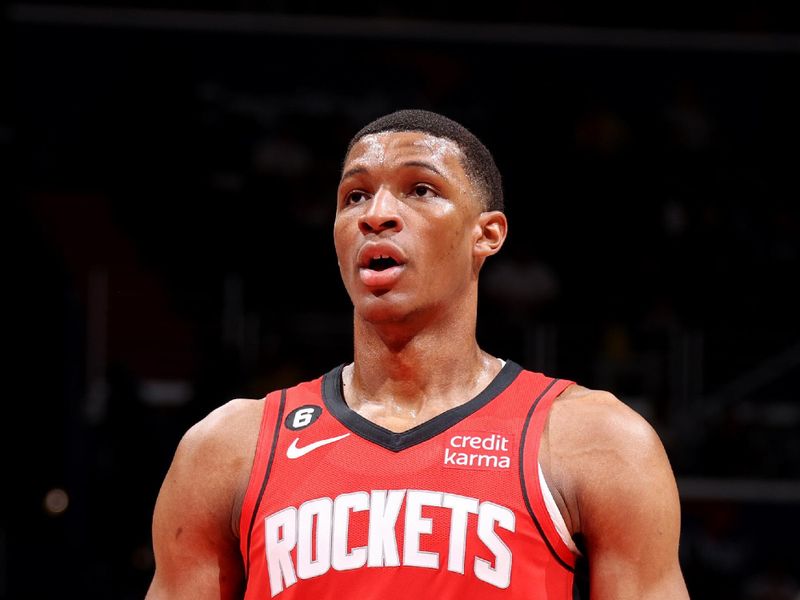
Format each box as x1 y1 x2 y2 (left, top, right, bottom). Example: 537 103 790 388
520 377 578 571
238 388 287 577
538 462 581 555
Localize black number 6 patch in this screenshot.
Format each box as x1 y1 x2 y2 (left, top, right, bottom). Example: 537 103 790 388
284 405 322 431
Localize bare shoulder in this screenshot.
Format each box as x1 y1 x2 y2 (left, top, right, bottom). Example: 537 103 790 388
160 397 266 536
543 388 688 597
544 385 679 534
548 384 663 453
177 397 265 464
148 398 267 598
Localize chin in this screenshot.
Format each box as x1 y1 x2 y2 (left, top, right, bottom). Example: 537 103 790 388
354 292 414 325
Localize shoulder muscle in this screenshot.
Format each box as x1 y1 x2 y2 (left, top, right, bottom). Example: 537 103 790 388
545 386 688 598
147 398 264 599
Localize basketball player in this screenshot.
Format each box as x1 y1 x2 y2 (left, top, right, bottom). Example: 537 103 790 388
145 109 689 599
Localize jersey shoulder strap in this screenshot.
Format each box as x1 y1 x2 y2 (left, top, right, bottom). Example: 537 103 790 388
519 375 576 570
239 388 287 577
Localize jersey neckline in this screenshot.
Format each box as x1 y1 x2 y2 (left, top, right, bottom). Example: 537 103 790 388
321 359 523 452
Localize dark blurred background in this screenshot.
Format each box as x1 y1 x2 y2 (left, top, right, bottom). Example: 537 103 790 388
5 2 800 598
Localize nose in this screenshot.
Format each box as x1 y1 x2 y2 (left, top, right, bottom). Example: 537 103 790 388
358 187 403 235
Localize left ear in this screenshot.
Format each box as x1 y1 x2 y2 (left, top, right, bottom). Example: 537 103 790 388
472 210 508 257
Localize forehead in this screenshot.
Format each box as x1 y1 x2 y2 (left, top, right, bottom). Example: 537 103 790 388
343 131 468 178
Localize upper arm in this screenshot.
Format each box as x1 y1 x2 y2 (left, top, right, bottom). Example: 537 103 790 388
146 399 262 600
548 390 689 600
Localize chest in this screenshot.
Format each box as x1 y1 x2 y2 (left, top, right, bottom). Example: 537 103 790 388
238 364 577 599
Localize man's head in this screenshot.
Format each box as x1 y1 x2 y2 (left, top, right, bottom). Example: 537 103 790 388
345 109 503 213
335 109 507 327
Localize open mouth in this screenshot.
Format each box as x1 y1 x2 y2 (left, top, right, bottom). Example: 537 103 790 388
368 256 400 271
357 243 406 288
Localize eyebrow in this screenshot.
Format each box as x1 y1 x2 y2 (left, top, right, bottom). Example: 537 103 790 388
340 160 446 182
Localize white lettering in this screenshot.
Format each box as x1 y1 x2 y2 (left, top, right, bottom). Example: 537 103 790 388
296 497 332 580
331 491 369 571
444 449 511 469
367 489 405 567
484 434 507 451
474 454 496 467
263 490 517 595
475 501 515 589
264 507 297 597
403 490 442 569
292 407 315 428
442 493 479 574
447 434 511 452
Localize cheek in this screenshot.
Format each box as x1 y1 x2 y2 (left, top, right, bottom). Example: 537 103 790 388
332 236 352 280
332 219 350 261
424 220 473 268
443 214 475 252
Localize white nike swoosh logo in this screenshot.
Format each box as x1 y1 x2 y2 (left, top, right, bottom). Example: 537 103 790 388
286 433 350 459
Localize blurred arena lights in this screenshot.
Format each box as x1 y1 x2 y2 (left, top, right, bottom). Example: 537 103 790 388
43 488 69 516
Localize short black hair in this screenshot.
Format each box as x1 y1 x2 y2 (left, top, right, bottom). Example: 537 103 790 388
345 109 504 212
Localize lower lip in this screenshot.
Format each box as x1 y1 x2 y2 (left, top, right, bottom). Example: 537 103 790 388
359 265 405 287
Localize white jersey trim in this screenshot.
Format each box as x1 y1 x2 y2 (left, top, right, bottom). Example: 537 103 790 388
502 357 579 556
537 462 581 555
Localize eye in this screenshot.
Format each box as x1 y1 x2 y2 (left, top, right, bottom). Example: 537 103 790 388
344 190 368 205
410 184 435 198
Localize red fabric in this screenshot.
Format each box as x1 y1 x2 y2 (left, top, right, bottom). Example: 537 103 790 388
240 366 576 599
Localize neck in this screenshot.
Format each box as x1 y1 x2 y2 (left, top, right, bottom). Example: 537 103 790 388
344 299 501 428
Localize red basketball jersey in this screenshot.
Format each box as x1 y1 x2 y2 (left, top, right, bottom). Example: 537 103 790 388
239 360 577 599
